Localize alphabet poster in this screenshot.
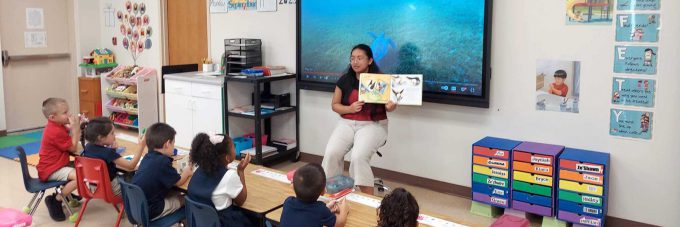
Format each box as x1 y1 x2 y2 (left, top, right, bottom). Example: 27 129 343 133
611 77 656 108
616 14 660 42
617 0 660 11
613 45 657 75
610 109 653 140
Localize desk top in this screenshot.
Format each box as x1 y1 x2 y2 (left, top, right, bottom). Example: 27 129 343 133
176 163 295 214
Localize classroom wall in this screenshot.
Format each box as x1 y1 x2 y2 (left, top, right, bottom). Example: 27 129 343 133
75 0 101 76
208 4 298 140
207 1 678 225
98 0 164 120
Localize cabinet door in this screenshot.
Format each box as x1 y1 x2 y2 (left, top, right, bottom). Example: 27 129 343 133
165 93 193 149
78 77 100 102
79 100 96 119
192 97 224 136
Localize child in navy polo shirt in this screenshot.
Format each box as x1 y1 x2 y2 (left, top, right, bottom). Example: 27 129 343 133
280 163 349 227
132 123 193 221
81 117 146 195
187 132 253 226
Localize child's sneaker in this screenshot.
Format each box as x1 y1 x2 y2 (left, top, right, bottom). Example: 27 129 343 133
44 194 65 221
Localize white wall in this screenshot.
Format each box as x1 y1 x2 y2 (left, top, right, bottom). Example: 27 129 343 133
75 0 102 76
209 5 297 139
207 1 677 225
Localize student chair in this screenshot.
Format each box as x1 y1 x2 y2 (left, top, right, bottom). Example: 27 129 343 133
73 157 124 227
118 177 186 227
184 196 220 227
16 146 76 220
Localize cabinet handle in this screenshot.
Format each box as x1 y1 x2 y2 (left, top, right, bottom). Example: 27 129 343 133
80 89 89 93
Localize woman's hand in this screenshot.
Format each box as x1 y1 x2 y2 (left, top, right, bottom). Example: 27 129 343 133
349 101 365 113
385 100 397 112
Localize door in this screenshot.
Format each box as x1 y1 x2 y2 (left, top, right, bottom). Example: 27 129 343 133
164 93 193 149
193 96 223 136
166 0 208 69
0 0 76 131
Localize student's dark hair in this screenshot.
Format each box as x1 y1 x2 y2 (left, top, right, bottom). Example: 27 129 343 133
554 70 567 78
80 117 114 146
190 133 232 176
145 122 176 149
337 44 384 121
293 163 326 203
377 187 420 227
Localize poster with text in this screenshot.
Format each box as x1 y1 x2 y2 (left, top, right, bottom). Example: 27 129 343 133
610 109 653 140
228 0 257 11
616 14 660 42
617 0 660 11
611 77 656 107
614 45 657 75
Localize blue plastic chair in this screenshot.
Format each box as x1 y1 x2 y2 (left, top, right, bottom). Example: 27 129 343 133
118 177 185 227
184 196 220 227
17 146 74 217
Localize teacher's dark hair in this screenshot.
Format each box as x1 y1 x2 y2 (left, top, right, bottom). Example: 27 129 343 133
336 44 384 121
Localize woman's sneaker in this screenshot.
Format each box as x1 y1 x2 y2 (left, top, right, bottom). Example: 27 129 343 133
44 194 66 221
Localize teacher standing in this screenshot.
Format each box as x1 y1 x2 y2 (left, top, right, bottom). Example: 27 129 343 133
322 44 396 194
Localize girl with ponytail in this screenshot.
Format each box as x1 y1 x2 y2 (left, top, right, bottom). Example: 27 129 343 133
186 132 253 226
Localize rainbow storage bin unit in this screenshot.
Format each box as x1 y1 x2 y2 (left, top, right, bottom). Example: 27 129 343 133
511 142 564 217
557 148 610 227
471 137 522 208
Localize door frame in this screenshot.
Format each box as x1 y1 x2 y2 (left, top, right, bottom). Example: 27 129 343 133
0 34 7 135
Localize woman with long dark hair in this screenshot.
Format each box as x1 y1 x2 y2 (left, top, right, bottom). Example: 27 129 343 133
321 44 396 194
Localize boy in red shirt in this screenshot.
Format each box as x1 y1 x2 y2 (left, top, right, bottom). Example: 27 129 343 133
548 70 569 97
36 98 81 221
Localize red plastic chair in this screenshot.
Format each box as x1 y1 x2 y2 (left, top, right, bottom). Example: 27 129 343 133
74 156 124 227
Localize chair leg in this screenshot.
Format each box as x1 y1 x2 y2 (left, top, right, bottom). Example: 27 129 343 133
29 191 46 216
24 192 39 213
74 199 90 227
114 203 124 227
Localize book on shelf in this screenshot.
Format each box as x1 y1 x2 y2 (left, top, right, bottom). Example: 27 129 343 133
241 145 278 158
272 137 297 150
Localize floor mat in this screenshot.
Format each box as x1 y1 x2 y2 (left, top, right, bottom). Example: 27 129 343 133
0 141 41 159
0 135 39 149
21 131 44 140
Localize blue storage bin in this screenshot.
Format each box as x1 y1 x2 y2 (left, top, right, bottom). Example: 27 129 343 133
233 137 253 157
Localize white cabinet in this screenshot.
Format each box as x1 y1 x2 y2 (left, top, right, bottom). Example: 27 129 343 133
193 97 223 137
165 92 194 148
164 73 225 149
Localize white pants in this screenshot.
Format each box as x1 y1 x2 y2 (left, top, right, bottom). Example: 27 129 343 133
322 119 388 186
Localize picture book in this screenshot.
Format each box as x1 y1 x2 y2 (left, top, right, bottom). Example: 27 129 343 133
359 73 423 106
